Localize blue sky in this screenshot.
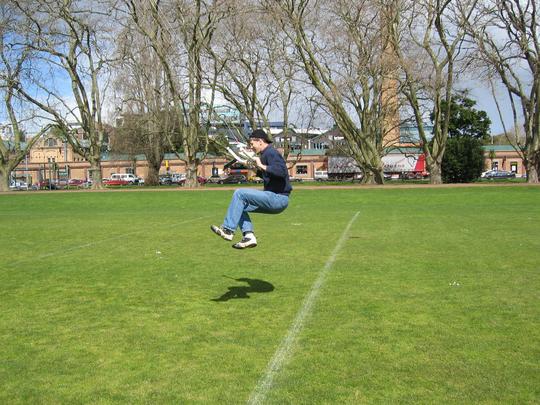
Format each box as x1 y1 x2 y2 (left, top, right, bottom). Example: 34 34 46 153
468 85 516 136
2 70 520 137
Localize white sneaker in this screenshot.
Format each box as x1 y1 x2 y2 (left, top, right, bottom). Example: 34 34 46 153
211 225 234 241
232 233 257 249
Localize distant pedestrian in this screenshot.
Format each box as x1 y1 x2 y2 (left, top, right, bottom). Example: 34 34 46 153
211 129 292 249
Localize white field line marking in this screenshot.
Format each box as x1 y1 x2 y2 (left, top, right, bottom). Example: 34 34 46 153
247 211 360 405
5 215 211 268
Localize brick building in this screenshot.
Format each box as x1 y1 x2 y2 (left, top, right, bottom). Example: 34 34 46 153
12 127 527 184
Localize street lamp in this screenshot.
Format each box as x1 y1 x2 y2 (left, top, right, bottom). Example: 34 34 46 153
48 158 52 190
47 157 56 190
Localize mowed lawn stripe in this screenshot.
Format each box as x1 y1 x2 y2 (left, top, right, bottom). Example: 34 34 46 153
248 211 360 405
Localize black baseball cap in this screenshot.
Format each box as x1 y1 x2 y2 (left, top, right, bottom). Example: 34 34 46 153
249 129 273 143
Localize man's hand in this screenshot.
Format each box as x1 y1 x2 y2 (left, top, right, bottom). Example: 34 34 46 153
253 157 267 171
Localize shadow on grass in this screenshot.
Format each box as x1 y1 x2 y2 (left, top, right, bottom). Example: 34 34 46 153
212 277 274 302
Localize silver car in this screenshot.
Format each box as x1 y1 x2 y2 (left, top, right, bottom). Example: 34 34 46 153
484 170 516 179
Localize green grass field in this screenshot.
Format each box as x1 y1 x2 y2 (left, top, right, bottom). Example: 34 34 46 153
1 186 539 404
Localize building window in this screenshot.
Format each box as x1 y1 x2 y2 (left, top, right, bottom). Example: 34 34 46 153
126 167 135 174
510 162 518 173
45 138 57 147
492 161 499 170
296 165 308 175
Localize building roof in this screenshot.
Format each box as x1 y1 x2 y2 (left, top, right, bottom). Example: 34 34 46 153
482 145 521 152
99 144 521 162
385 146 423 154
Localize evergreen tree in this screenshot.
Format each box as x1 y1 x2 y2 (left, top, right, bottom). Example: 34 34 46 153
442 137 485 183
438 93 491 183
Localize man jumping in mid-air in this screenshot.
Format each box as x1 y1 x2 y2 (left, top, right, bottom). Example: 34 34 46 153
211 129 292 249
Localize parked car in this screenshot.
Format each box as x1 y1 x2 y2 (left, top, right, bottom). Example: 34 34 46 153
9 180 29 190
249 176 263 183
314 170 328 181
68 178 85 187
206 175 224 184
178 176 208 186
170 173 186 184
110 173 139 184
218 174 248 184
159 174 173 185
103 178 130 186
33 179 58 190
54 179 70 189
103 174 133 186
484 170 516 179
198 176 208 185
400 171 426 180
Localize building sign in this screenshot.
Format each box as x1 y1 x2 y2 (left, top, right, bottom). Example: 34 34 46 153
329 154 426 174
382 154 425 173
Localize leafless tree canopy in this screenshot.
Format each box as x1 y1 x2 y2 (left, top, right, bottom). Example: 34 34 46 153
112 6 182 185
122 0 232 187
0 2 53 191
261 0 403 184
464 0 540 182
390 0 479 184
6 0 118 188
2 0 538 187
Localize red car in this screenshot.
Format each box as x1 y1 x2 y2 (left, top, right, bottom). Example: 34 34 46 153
178 176 207 186
68 179 86 187
103 178 130 186
34 179 58 190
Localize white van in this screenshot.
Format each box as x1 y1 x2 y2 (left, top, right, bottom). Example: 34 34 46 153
314 170 328 181
110 173 139 184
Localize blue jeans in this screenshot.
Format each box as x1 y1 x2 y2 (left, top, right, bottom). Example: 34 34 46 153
222 188 289 234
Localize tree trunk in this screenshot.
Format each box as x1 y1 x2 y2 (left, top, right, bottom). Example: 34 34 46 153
373 169 385 185
89 161 103 189
0 166 9 192
131 158 137 176
146 164 160 186
361 167 384 184
527 165 539 183
185 162 199 188
430 164 442 184
361 172 378 185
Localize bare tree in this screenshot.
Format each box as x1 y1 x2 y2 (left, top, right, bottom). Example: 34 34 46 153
125 0 226 188
262 13 306 160
267 0 397 184
391 0 478 184
207 1 274 134
465 0 539 183
112 22 180 186
12 0 116 189
0 3 51 191
209 1 315 162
